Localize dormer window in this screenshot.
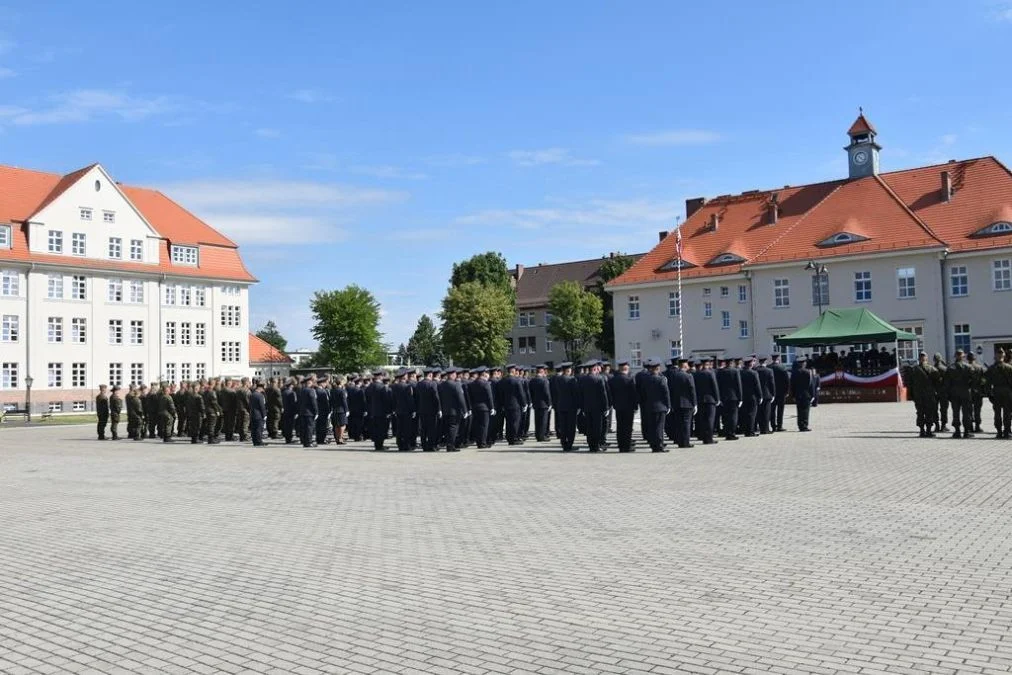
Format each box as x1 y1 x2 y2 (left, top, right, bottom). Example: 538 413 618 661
80 208 92 221
971 221 1012 238
817 231 870 248
0 224 11 248
659 257 696 272
708 252 745 266
171 245 198 266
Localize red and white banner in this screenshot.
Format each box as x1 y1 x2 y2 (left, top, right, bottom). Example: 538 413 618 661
818 367 902 389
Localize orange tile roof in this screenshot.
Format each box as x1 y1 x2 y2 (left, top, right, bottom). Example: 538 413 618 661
610 156 1012 288
249 333 292 364
0 163 254 282
848 113 877 136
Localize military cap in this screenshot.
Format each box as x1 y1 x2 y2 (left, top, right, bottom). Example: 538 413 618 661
372 369 385 376
757 356 767 362
319 375 329 382
918 351 928 358
616 360 629 367
582 359 599 367
472 366 487 373
557 362 573 369
644 358 659 368
954 348 964 356
701 356 712 363
795 355 808 363
534 364 547 370
505 363 516 370
111 384 121 391
677 358 689 365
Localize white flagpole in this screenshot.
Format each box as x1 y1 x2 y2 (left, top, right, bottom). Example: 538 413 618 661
675 217 684 357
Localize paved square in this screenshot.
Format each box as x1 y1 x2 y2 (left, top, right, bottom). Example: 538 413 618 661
2 403 1011 675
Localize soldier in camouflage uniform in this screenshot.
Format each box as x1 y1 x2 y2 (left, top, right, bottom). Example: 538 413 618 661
109 385 123 441
265 378 283 440
932 353 949 433
220 379 237 441
236 378 252 442
157 382 177 443
967 353 986 434
945 349 974 439
203 379 222 444
127 384 144 441
174 382 188 437
145 382 160 439
987 349 1012 439
185 381 206 444
907 352 938 438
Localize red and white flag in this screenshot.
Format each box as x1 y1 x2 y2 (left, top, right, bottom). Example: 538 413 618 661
675 224 683 257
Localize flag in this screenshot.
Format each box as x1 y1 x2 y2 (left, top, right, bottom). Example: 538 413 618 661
675 224 683 257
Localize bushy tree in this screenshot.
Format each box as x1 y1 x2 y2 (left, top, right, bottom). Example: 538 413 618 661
406 314 445 365
440 281 514 367
594 253 636 357
310 285 386 372
547 281 604 362
450 251 514 294
255 320 288 353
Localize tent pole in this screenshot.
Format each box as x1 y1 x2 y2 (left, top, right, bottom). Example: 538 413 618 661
895 337 900 402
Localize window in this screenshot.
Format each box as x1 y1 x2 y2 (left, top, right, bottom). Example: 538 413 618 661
73 401 86 412
165 321 176 345
71 318 87 344
668 291 680 317
180 363 191 382
704 302 712 319
896 326 924 363
108 237 122 259
897 267 916 299
72 363 86 388
108 319 123 344
544 311 553 326
2 315 18 342
629 341 642 368
48 401 63 414
70 232 86 256
180 322 191 346
129 280 144 304
171 245 198 265
737 284 748 303
47 317 63 343
80 208 93 221
670 340 682 359
196 363 207 380
220 305 241 327
107 279 123 302
517 311 534 327
950 265 968 297
545 338 553 353
195 287 206 307
1 270 18 296
130 363 144 385
179 287 191 306
721 310 730 329
518 336 531 354
164 285 176 305
953 324 971 355
0 224 9 248
527 336 536 353
129 320 144 345
773 278 790 307
103 211 115 223
221 341 241 363
1 362 18 388
739 320 749 339
854 271 872 302
48 230 63 253
72 276 87 300
720 286 729 298
772 335 795 365
703 287 711 296
811 274 829 307
221 284 240 296
195 323 206 346
109 363 123 387
129 239 143 261
507 338 514 355
165 363 177 382
627 296 640 320
47 363 63 388
47 274 63 299
994 259 1012 291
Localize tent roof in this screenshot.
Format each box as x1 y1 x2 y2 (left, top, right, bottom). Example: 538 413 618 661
775 308 919 347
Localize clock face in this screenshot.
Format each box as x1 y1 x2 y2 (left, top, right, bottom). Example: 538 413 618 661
853 150 869 166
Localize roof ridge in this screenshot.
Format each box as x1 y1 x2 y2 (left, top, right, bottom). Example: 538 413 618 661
126 185 238 248
747 182 845 264
878 155 992 177
873 174 947 246
516 253 644 269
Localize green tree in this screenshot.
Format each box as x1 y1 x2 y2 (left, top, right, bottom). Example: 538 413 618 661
547 281 604 362
255 320 288 353
440 281 514 367
310 285 386 372
594 253 636 357
450 251 514 294
406 314 445 365
396 343 409 365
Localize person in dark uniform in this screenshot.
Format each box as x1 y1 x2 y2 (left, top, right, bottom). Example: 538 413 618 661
502 365 527 445
739 357 762 437
610 360 638 452
907 351 938 437
967 353 986 434
468 367 493 448
250 380 267 446
186 380 206 444
415 368 441 451
367 371 392 450
662 360 681 444
491 367 506 443
281 378 297 443
639 359 671 452
331 377 348 445
96 384 110 440
346 376 366 441
945 349 974 439
932 353 950 433
265 378 282 440
315 376 331 445
203 379 221 444
790 356 817 431
126 384 144 441
437 368 467 452
691 357 720 445
220 381 236 441
458 369 472 448
634 359 653 445
756 356 775 434
577 360 610 452
770 354 790 432
173 383 187 437
157 383 177 443
298 375 318 448
715 358 741 441
144 383 159 439
520 368 532 440
392 369 416 451
549 366 561 440
236 379 252 442
668 359 696 448
553 363 578 452
109 385 122 441
529 365 552 442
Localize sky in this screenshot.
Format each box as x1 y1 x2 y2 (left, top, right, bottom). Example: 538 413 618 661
3 1 1012 349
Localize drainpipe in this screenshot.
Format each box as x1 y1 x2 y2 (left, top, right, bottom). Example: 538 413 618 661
159 274 166 380
745 269 756 354
26 263 34 412
939 251 950 359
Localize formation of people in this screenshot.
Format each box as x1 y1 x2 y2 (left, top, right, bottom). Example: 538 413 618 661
905 349 1012 439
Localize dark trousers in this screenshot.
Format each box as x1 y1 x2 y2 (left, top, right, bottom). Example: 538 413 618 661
771 397 786 431
758 400 772 433
972 395 984 430
205 413 219 442
419 412 439 451
282 414 295 442
300 415 315 447
644 410 667 450
664 410 678 443
371 415 389 450
556 410 577 450
739 400 758 435
396 413 415 451
675 407 693 447
460 414 471 447
443 412 461 451
796 402 811 431
471 410 490 447
97 414 109 440
521 407 531 438
915 397 938 430
722 402 739 439
147 416 157 439
697 403 716 443
267 410 279 438
584 409 605 451
190 415 203 443
109 415 119 440
315 415 329 444
251 414 264 446
505 408 523 443
533 407 550 441
938 397 949 427
615 408 635 451
951 396 972 433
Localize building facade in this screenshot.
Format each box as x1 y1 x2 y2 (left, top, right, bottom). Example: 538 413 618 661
250 333 293 380
0 163 256 413
608 115 1012 367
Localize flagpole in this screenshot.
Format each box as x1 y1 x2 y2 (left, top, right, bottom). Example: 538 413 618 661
675 216 684 357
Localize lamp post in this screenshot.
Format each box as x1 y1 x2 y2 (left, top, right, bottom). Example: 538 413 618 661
805 260 829 316
24 375 33 424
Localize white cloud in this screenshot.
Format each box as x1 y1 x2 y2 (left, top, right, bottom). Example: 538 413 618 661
287 89 334 104
624 129 723 146
0 67 14 78
941 133 957 146
352 164 428 180
456 197 681 232
200 214 348 245
997 6 1012 21
384 227 454 242
507 147 601 167
254 127 281 138
0 89 183 125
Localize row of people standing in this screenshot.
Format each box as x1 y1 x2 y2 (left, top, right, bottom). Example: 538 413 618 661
906 349 1012 438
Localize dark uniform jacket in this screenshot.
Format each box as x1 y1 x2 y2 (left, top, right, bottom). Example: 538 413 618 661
740 367 762 404
298 384 319 416
331 387 348 414
716 366 742 403
692 369 720 405
529 377 552 409
316 386 331 418
500 375 527 410
757 366 776 401
554 375 579 412
109 395 122 417
393 381 416 415
669 370 697 409
468 379 494 411
577 373 610 413
771 364 790 401
203 388 221 415
251 390 267 420
790 367 817 402
641 373 671 412
609 372 638 412
438 379 467 415
415 379 441 416
366 381 392 418
96 394 110 417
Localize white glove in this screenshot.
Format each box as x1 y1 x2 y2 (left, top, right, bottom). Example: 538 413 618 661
491 409 496 416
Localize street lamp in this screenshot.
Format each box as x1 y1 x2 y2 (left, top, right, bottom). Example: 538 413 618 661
24 375 33 424
805 260 829 315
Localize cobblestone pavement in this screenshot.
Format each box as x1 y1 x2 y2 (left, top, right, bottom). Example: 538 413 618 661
2 402 1012 675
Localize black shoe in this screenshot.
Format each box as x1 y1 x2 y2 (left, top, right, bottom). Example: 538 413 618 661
704 440 718 445
964 432 974 439
925 431 935 438
952 431 962 439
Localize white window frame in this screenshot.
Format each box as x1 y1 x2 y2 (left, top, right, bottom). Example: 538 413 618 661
772 335 795 365
1 314 19 342
180 287 191 306
704 302 712 319
720 310 730 329
670 340 682 359
72 363 87 388
195 287 207 307
80 207 93 221
130 363 144 386
738 284 747 303
0 224 10 248
109 363 123 387
165 363 177 382
129 320 144 346
181 363 192 382
545 337 553 353
165 321 177 345
108 319 123 345
0 270 19 296
221 341 241 363
739 320 750 339
720 286 729 298
896 325 924 363
71 232 86 256
773 278 790 308
950 265 968 297
897 267 916 299
164 285 176 305
628 296 640 320
108 237 122 259
129 239 143 261
196 363 207 379
668 291 680 317
171 245 198 265
195 322 206 346
47 274 63 299
48 401 63 413
953 323 971 355
1 362 19 389
103 211 116 223
47 316 63 343
180 322 191 346
48 230 63 253
47 362 63 388
854 271 872 302
107 279 123 303
71 318 87 344
129 280 144 304
629 341 642 368
72 275 87 300
994 259 1011 292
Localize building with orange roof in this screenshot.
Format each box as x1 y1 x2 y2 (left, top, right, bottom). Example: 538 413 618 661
0 163 257 413
249 333 293 380
607 114 1012 367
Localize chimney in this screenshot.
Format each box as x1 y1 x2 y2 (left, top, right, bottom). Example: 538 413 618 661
514 264 524 280
941 171 952 202
769 193 779 225
709 213 719 231
685 197 707 219
658 230 667 242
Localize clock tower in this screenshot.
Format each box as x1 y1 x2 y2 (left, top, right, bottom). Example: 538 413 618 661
845 110 880 179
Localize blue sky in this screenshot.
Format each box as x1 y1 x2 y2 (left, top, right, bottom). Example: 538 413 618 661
3 1 1012 349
